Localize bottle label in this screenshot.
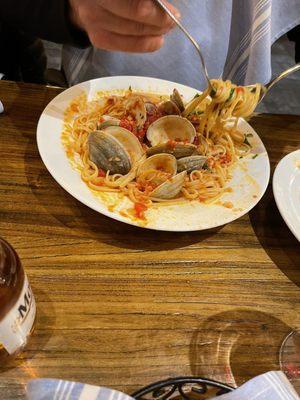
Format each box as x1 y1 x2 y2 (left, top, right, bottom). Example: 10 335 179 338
0 274 36 354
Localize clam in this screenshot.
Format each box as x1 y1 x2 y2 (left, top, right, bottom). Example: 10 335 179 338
146 143 197 158
125 95 147 129
97 115 120 130
88 127 144 175
88 131 131 175
137 154 177 180
137 154 186 199
158 100 181 116
145 102 158 115
146 115 196 147
177 156 208 173
170 88 185 112
150 171 187 199
104 126 144 164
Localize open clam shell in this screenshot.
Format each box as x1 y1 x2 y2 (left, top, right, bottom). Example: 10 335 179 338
177 156 208 173
170 88 185 112
104 126 144 164
97 115 120 130
88 127 144 175
145 102 158 115
137 153 177 177
158 100 181 116
150 171 187 200
125 95 147 129
146 115 196 147
146 142 197 159
88 130 131 175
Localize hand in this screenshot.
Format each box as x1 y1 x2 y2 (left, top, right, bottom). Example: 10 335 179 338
69 0 179 52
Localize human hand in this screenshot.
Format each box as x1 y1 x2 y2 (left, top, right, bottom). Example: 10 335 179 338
69 0 179 52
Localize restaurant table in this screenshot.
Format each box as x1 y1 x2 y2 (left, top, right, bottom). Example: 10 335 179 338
0 80 299 399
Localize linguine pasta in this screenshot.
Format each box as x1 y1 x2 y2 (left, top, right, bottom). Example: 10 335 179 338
62 80 263 219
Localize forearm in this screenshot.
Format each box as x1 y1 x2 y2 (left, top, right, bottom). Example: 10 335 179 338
0 0 89 46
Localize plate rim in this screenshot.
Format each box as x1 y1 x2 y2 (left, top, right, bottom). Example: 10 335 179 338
36 75 271 232
273 149 300 241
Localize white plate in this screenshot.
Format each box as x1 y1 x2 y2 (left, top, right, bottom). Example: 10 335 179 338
273 149 300 241
37 76 270 231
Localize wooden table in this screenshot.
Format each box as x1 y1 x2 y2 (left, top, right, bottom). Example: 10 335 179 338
0 80 299 399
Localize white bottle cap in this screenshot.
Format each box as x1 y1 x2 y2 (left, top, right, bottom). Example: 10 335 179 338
0 100 4 114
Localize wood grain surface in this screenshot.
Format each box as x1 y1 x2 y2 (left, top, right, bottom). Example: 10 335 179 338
0 80 299 399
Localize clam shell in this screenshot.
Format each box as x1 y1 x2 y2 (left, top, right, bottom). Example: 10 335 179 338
97 115 120 130
150 171 187 199
146 115 196 147
137 153 177 177
177 156 208 173
125 95 147 129
170 89 185 112
88 130 131 175
146 143 196 158
145 102 158 115
104 126 144 164
158 100 181 116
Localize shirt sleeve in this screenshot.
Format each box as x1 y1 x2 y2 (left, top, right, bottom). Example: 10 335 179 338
0 0 90 47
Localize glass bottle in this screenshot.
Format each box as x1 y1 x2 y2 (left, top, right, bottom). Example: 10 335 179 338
279 330 300 394
0 238 36 362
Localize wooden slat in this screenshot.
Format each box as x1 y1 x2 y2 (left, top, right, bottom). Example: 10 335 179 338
0 81 299 399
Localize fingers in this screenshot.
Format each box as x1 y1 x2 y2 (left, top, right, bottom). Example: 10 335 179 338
69 0 180 52
86 7 173 36
88 28 164 52
97 0 180 28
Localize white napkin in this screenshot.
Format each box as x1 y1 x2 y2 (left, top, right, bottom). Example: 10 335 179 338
26 380 135 400
212 371 299 400
26 371 299 400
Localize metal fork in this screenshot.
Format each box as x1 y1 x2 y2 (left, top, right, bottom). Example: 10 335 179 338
154 0 300 105
257 63 300 104
153 0 211 89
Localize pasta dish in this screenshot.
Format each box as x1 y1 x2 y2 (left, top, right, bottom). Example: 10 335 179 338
62 79 263 220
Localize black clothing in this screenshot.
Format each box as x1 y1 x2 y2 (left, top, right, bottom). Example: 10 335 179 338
0 0 89 82
287 25 300 63
0 24 47 82
0 0 88 46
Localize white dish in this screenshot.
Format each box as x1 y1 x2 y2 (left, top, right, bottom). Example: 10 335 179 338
37 76 270 231
273 149 300 241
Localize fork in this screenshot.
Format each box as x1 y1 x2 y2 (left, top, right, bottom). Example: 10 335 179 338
257 63 300 104
153 0 211 89
154 0 300 105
